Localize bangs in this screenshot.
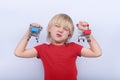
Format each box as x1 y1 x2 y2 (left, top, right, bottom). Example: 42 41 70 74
53 16 71 28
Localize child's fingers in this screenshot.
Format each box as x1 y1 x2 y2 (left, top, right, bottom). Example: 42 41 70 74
31 23 40 27
76 22 89 27
80 21 89 27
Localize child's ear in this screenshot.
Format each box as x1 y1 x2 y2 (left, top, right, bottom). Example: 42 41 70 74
68 34 71 38
47 25 51 32
68 33 72 39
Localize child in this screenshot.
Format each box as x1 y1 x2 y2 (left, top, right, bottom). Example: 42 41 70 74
14 13 102 80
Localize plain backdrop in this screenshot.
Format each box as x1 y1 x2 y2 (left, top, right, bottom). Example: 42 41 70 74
0 0 120 80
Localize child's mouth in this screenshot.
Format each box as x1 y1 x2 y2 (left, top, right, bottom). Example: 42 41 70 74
56 34 62 37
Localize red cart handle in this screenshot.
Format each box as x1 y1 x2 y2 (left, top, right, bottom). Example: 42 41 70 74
83 30 91 35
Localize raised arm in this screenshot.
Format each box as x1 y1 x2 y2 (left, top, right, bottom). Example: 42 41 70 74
77 21 102 57
81 35 102 57
14 23 40 58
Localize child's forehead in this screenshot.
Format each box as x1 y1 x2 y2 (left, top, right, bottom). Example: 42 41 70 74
54 19 69 26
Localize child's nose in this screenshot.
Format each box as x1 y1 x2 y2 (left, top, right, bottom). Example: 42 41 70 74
59 27 64 32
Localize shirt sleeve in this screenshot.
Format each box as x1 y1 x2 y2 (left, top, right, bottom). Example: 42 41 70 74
71 42 83 57
34 44 44 58
34 45 40 58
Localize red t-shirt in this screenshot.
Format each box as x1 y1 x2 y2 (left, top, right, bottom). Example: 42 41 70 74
34 42 83 80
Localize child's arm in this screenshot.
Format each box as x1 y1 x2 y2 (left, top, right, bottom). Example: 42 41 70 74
14 23 39 58
81 35 102 57
77 21 102 57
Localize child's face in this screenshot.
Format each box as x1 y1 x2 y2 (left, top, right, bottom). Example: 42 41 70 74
48 24 70 44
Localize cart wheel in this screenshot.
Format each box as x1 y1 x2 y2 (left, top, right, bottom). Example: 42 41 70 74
83 39 85 42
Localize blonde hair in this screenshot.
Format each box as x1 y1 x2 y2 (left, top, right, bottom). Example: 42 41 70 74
47 13 74 42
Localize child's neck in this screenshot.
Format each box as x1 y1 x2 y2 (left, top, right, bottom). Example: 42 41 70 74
51 41 65 46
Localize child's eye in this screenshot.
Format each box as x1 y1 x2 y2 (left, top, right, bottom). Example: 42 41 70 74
64 27 69 32
55 24 60 28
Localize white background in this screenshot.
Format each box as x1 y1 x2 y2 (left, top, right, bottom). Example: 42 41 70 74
0 0 120 80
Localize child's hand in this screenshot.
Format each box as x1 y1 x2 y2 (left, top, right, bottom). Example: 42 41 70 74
76 21 89 30
28 23 40 33
31 23 40 27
